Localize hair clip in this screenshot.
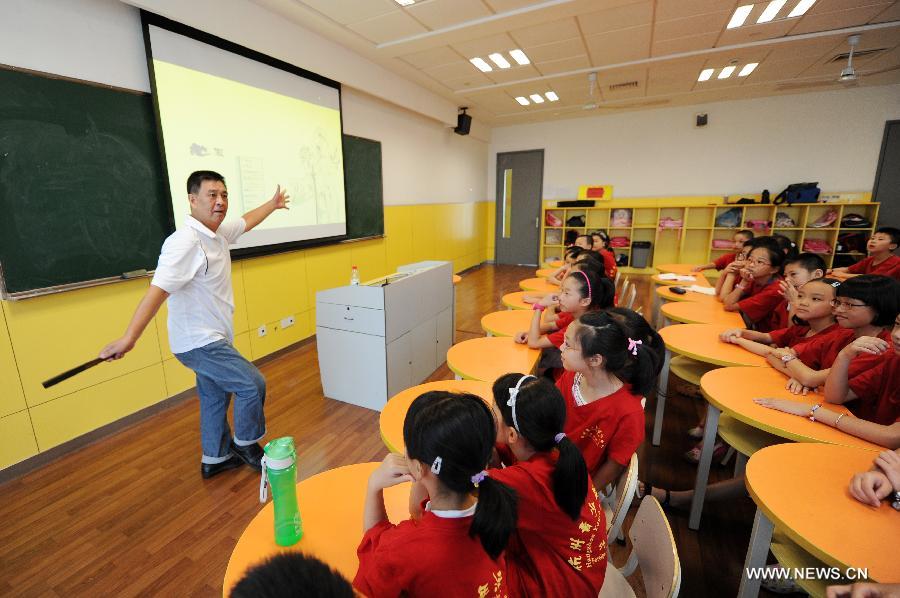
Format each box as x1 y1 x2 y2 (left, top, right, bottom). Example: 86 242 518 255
507 375 536 432
471 470 488 488
627 337 642 356
431 456 442 475
554 432 566 444
830 281 841 287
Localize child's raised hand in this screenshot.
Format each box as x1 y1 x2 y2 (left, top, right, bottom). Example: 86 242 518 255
841 336 890 359
874 449 900 491
753 397 809 416
368 453 413 491
779 280 800 304
848 470 893 508
691 265 703 272
739 267 754 282
827 582 900 598
513 331 527 344
719 328 743 343
538 293 560 308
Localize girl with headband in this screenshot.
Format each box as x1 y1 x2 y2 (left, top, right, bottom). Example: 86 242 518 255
515 266 614 376
556 311 658 490
355 391 517 597
488 373 607 596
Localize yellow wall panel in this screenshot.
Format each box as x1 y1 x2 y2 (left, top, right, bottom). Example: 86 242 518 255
0 307 26 418
0 410 39 469
162 356 195 397
411 205 438 262
384 206 414 273
234 332 253 361
3 279 162 408
249 308 312 359
29 364 167 451
241 250 309 329
350 239 388 283
231 261 249 336
304 244 352 308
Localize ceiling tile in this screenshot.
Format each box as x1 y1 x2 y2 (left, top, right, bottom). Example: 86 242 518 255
534 54 593 75
746 57 817 82
715 19 797 45
299 0 397 25
483 63 542 83
451 33 518 57
423 60 485 79
406 0 493 30
654 12 731 42
844 24 900 52
482 0 545 11
655 0 739 21
399 45 465 69
523 38 587 62
871 2 900 22
789 3 892 34
509 18 581 47
437 70 496 90
862 44 900 72
346 10 429 44
651 31 719 56
585 25 652 66
577 2 653 36
763 36 843 62
647 66 699 94
804 0 892 15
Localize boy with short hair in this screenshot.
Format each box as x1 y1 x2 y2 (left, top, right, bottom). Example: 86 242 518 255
831 227 900 280
775 252 827 329
693 229 754 272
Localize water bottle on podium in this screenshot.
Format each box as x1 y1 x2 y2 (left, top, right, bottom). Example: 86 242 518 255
350 265 360 286
259 437 303 546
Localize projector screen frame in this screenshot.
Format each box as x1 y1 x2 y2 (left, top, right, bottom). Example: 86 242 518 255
140 10 366 261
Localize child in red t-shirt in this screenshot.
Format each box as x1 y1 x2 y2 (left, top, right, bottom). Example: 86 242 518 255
831 227 900 281
721 238 788 332
591 231 619 279
693 229 754 272
488 373 607 597
555 311 658 490
354 391 517 597
756 314 900 450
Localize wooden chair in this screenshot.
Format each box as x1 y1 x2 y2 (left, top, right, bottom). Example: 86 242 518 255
601 453 639 544
614 270 622 289
624 284 638 310
619 277 631 301
599 496 681 598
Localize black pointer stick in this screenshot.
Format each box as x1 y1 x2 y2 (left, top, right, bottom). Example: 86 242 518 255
42 357 105 389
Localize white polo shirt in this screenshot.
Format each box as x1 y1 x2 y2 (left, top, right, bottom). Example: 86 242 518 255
151 216 246 354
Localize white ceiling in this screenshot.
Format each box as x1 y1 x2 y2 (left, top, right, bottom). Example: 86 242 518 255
252 0 900 125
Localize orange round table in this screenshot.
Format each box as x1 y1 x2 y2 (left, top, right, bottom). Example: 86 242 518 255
656 263 699 275
740 444 900 597
481 309 534 337
501 291 533 310
545 259 563 268
519 277 558 293
661 301 745 327
452 274 461 284
535 267 556 278
446 337 540 382
655 285 718 303
659 324 768 368
652 272 710 287
380 380 493 453
223 462 410 596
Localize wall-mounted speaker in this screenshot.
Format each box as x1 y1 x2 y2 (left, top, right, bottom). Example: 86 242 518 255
695 113 708 128
454 108 471 136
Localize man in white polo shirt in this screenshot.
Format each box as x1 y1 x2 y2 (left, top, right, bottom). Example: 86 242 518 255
100 170 289 478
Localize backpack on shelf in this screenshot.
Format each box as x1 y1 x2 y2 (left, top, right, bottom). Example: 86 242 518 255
566 215 585 227
773 182 820 206
715 207 742 228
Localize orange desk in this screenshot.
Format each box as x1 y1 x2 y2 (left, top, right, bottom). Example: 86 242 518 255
684 366 883 531
481 310 534 337
380 380 493 453
501 291 533 310
446 337 540 382
223 462 409 596
519 277 559 293
656 263 698 275
651 273 709 287
739 444 900 597
655 285 718 304
535 267 556 278
661 301 745 327
452 274 461 285
652 324 767 449
545 259 563 268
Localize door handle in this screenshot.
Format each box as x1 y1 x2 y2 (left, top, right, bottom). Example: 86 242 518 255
535 217 539 229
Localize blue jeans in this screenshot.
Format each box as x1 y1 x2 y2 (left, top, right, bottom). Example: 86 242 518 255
175 339 266 464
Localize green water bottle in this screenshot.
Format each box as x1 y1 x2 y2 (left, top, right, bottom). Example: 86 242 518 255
259 437 303 546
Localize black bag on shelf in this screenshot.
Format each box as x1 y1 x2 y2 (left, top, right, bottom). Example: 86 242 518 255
615 253 628 267
836 232 867 254
566 215 585 227
773 182 820 205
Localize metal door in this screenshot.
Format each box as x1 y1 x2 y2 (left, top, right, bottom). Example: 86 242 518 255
494 150 544 265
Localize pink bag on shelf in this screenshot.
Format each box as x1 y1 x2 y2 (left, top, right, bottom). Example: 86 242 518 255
712 238 735 249
609 236 630 248
545 212 563 227
802 239 832 254
658 217 683 229
611 209 632 227
745 220 772 231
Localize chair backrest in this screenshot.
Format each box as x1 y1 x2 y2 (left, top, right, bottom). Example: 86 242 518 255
619 277 631 300
629 496 681 598
614 270 621 289
624 284 638 310
605 453 639 542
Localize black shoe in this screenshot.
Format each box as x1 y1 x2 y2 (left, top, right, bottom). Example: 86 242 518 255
200 454 242 479
231 441 264 471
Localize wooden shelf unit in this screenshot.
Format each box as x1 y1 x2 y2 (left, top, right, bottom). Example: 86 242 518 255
541 197 878 270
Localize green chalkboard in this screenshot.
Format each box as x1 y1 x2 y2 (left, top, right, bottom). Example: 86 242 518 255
342 134 384 240
0 67 170 297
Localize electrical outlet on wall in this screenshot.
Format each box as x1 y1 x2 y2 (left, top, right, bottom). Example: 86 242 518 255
258 325 267 337
281 315 295 329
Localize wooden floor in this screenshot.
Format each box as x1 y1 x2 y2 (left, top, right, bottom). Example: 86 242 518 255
0 264 775 597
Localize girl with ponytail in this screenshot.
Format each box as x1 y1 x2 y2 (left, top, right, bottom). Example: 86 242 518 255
489 373 607 597
557 311 657 489
354 391 517 598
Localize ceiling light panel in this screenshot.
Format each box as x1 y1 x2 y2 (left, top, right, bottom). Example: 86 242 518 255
529 94 545 103
718 65 737 79
787 0 816 17
757 0 787 23
470 57 492 72
738 62 759 76
545 91 559 101
394 0 415 5
515 96 530 105
509 49 530 65
488 53 511 69
698 68 715 81
727 5 754 29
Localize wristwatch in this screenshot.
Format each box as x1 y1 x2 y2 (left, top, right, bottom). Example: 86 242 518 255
781 354 796 364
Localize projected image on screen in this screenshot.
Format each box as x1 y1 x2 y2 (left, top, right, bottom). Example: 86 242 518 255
146 24 346 250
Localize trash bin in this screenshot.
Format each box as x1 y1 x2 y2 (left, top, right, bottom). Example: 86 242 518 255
631 241 652 268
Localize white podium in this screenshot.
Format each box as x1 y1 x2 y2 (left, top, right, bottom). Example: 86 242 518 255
315 261 454 411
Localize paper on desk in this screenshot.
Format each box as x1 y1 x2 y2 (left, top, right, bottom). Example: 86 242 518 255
659 273 697 281
688 285 716 295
